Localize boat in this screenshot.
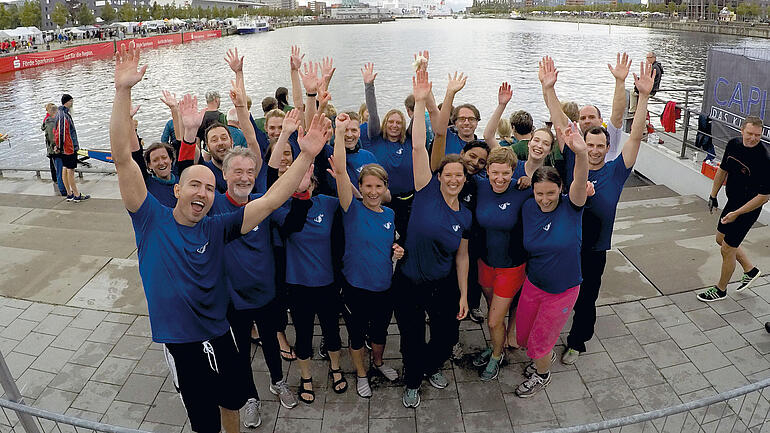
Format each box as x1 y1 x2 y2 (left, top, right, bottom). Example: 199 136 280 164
509 11 526 20
236 19 257 35
255 19 269 32
77 148 113 164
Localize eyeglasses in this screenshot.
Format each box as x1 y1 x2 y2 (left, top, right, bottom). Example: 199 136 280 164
455 116 478 123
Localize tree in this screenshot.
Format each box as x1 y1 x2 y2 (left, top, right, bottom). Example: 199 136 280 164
118 2 135 21
150 1 161 18
19 1 41 27
51 2 69 27
101 1 116 22
0 5 16 29
77 5 95 24
137 5 150 20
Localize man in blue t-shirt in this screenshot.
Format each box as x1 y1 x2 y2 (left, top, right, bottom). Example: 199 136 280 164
109 43 331 433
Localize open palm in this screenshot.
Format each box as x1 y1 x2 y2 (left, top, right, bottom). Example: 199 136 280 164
114 42 147 90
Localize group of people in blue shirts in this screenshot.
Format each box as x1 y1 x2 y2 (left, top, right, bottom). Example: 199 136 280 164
110 41 658 433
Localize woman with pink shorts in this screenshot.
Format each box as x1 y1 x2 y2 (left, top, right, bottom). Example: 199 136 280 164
515 122 589 398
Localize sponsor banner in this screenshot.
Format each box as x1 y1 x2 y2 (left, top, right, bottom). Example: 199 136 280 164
0 42 114 74
116 33 183 51
183 30 222 42
701 48 770 144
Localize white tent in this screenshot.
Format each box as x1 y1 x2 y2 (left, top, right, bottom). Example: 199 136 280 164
0 26 43 44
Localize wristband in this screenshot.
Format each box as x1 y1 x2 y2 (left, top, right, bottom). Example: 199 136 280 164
182 138 196 145
292 190 311 200
306 92 317 98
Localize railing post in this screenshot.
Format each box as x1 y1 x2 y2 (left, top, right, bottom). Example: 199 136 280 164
679 89 691 159
0 352 42 433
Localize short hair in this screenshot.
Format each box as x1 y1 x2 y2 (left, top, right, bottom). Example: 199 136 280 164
144 142 175 166
583 125 610 144
451 104 480 123
510 110 534 136
532 166 563 189
437 154 468 177
487 146 517 168
344 111 361 123
222 147 258 173
463 139 490 155
358 163 388 187
205 91 220 104
561 101 579 122
265 108 286 125
380 109 406 143
205 122 231 143
227 108 238 123
404 94 415 113
324 103 337 119
582 105 602 119
744 116 763 130
497 118 513 143
262 97 278 114
275 87 289 106
44 102 57 113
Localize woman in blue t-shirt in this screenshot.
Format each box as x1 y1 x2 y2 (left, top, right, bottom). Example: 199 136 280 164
515 122 589 399
394 70 472 409
330 112 405 399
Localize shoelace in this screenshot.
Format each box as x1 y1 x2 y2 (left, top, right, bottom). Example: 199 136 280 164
274 380 290 394
203 341 218 373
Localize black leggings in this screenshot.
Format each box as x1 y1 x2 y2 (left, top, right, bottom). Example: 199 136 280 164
393 270 460 389
390 193 414 246
288 283 342 360
566 249 607 353
341 280 393 351
228 298 284 395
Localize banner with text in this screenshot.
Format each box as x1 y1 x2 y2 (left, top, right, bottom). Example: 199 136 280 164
116 33 183 51
0 42 114 74
182 30 222 42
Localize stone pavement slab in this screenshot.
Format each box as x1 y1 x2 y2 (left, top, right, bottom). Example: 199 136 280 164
66 258 146 314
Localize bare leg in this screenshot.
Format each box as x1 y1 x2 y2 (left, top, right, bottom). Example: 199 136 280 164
350 347 367 377
718 243 738 291
716 233 753 273
219 407 240 433
62 168 73 195
480 285 493 308
328 350 345 392
277 331 295 360
371 343 385 366
66 169 79 196
505 303 518 349
297 357 314 401
534 350 553 375
488 295 513 358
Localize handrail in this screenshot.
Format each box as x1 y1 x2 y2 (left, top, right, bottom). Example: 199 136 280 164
0 398 150 433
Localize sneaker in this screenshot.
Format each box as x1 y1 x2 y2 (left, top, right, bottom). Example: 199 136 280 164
402 387 421 408
523 351 556 379
356 376 372 398
561 348 580 365
374 362 399 381
472 348 493 367
469 308 485 323
269 379 298 409
697 286 727 302
515 371 551 398
736 268 761 293
480 355 501 382
318 337 328 359
243 398 261 428
72 194 90 202
451 342 464 361
66 194 74 201
427 371 449 389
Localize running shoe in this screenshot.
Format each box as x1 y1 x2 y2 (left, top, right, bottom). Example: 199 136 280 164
269 379 298 409
374 362 399 381
480 354 501 382
428 371 449 389
469 308 485 323
66 194 74 202
523 351 556 379
515 371 551 398
71 194 90 202
402 387 421 408
243 398 261 428
472 348 493 367
318 337 328 359
736 268 761 293
696 286 727 302
561 348 580 365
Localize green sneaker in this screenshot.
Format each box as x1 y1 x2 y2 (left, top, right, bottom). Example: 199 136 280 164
480 354 501 382
696 286 727 302
561 348 580 365
472 348 493 367
428 371 449 389
402 387 420 408
736 268 761 293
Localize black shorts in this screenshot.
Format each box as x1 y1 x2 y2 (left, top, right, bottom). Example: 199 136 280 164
61 153 78 169
341 279 393 350
163 330 249 433
717 200 762 248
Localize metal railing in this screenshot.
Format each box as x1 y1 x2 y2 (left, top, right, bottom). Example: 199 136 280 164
0 167 116 179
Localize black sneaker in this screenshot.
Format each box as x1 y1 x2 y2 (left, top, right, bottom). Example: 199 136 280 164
696 286 727 302
736 268 761 293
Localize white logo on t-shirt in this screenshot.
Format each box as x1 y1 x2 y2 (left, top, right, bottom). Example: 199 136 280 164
543 223 551 232
463 194 471 203
452 225 460 232
499 202 511 210
252 225 259 232
384 222 392 229
314 213 324 223
196 242 209 254
396 148 403 155
356 166 363 173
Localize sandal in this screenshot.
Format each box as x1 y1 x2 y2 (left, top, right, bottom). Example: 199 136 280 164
298 377 315 404
280 347 297 361
329 367 348 394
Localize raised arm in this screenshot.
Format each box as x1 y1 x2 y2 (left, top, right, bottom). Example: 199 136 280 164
110 41 148 213
290 45 305 111
622 59 653 169
562 123 589 207
430 72 465 170
321 56 335 91
539 56 569 152
225 48 262 171
413 51 439 130
435 71 467 139
483 82 512 150
362 63 380 139
608 52 631 129
299 61 321 131
175 94 206 175
412 70 433 192
332 112 353 211
269 109 300 169
160 91 184 148
243 112 332 233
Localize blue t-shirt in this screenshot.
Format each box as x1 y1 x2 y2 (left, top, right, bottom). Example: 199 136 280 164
277 194 339 287
363 136 415 195
210 192 286 310
347 148 379 186
474 161 530 268
129 194 244 343
227 126 247 148
522 195 583 294
161 119 176 144
146 175 178 208
564 147 632 251
445 128 469 155
401 176 472 284
201 160 227 194
250 115 271 194
359 123 371 148
342 199 396 292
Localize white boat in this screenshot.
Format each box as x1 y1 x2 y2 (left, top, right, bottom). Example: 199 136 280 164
509 11 526 20
236 19 257 34
255 19 269 32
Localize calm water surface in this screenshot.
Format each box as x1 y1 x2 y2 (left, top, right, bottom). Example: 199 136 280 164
0 19 764 167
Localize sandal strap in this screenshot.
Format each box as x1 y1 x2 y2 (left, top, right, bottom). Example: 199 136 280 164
300 376 313 384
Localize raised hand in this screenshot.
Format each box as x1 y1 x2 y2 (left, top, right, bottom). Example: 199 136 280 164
114 41 147 90
321 56 336 85
561 121 587 154
633 59 656 96
335 112 350 136
317 86 332 113
282 109 302 135
498 82 512 106
159 90 178 109
412 50 429 72
361 63 377 84
224 47 243 73
297 163 314 193
297 112 332 157
299 62 321 93
538 56 558 89
446 71 467 95
229 77 247 107
608 52 631 82
290 45 304 71
412 70 432 102
178 93 205 132
326 157 339 179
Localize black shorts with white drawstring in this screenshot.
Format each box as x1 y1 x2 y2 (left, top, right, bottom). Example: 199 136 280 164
164 330 249 433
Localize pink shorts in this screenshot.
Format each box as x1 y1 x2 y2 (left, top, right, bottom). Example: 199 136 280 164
477 259 526 299
515 278 580 360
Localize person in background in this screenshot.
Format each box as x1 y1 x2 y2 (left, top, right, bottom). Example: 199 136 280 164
55 93 89 202
42 103 67 196
226 108 248 148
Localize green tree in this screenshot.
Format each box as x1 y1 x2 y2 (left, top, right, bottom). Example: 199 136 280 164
118 2 135 21
77 5 95 24
19 1 41 27
0 5 15 29
137 5 150 20
101 1 116 22
150 1 161 18
666 0 677 15
51 2 69 27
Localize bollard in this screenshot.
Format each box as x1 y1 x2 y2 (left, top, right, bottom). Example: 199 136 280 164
0 352 41 433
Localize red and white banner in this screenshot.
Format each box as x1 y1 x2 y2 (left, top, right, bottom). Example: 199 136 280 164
183 30 222 42
116 33 183 51
0 42 114 74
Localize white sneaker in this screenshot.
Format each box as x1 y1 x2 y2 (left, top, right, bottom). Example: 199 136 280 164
270 379 298 409
243 398 261 428
561 348 580 365
374 362 399 381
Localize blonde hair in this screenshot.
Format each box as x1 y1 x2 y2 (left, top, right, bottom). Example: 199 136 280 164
324 103 337 119
497 117 513 145
487 146 517 168
358 163 388 186
561 101 579 123
358 102 368 122
45 103 57 115
381 109 406 144
265 108 286 123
